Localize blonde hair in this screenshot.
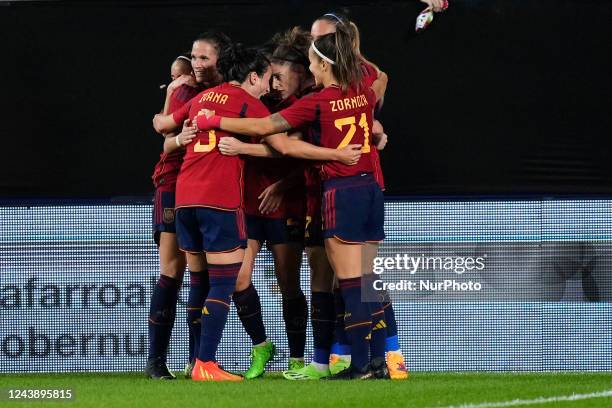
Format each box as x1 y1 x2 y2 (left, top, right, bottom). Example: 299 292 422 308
312 23 363 92
316 13 362 56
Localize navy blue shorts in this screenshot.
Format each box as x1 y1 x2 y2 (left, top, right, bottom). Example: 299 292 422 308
152 189 176 246
175 207 247 253
322 173 385 243
247 215 304 246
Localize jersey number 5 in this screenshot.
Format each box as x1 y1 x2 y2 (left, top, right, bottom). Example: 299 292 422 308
194 130 217 153
334 113 371 153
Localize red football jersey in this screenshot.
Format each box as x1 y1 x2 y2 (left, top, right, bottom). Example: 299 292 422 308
360 60 386 190
361 60 378 87
279 84 376 180
243 149 306 219
173 82 270 210
168 84 199 114
152 84 200 192
243 95 306 219
370 147 385 190
304 164 322 219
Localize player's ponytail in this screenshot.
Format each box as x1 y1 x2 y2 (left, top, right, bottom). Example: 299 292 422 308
347 21 361 56
312 24 362 92
217 43 270 83
316 12 362 56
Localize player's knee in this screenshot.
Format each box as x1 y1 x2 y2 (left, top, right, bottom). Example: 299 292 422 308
310 265 334 293
278 279 303 298
160 269 183 280
160 257 186 280
275 268 301 296
275 269 301 296
235 273 252 292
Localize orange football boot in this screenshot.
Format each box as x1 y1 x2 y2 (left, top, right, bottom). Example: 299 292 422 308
386 351 409 380
192 359 243 382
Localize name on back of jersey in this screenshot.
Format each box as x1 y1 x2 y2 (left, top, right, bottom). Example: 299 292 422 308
329 94 369 112
199 91 229 105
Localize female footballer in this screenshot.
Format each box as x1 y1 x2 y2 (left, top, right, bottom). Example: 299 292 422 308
311 12 409 380
196 25 390 379
154 42 361 381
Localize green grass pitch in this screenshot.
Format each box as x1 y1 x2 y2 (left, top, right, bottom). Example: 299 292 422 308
2 372 612 408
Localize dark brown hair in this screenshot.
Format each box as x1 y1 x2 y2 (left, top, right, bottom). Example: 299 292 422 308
270 26 311 70
194 30 232 56
217 43 270 83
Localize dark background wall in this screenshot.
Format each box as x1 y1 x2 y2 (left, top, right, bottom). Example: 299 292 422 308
1 0 611 197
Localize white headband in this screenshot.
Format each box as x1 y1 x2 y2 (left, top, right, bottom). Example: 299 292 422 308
311 42 335 65
324 13 344 24
176 55 191 62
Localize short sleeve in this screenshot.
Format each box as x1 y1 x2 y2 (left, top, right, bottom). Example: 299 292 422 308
366 86 377 107
278 94 317 129
168 85 199 113
360 61 378 87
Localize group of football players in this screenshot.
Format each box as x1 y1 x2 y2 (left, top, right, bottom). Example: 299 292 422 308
146 1 447 382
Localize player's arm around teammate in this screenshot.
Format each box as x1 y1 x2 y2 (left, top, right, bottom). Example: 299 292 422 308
146 55 201 380
197 25 389 379
311 12 407 380
169 44 297 381
150 31 233 378
215 29 360 376
162 56 197 115
163 120 197 154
